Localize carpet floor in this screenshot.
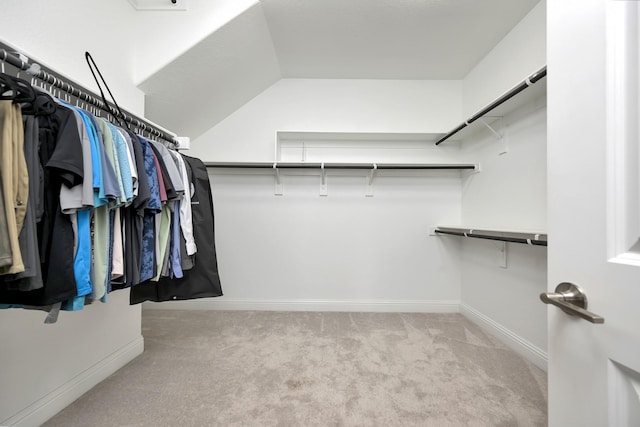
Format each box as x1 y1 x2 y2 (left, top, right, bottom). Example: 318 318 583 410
43 310 547 426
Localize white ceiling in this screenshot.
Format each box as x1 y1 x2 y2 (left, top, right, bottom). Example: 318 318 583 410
262 0 539 79
140 0 540 138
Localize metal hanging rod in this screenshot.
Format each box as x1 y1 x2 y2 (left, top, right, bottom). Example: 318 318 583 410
434 226 547 246
435 66 547 146
0 41 177 146
204 162 477 170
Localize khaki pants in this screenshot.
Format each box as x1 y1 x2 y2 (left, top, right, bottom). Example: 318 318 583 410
0 100 28 274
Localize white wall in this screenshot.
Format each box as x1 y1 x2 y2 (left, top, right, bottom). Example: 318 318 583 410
157 79 465 311
0 1 144 425
189 78 463 161
0 0 144 115
201 170 463 311
458 0 548 370
460 240 547 367
458 100 548 368
462 0 546 117
460 101 547 231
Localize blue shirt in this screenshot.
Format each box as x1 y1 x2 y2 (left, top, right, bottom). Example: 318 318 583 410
170 200 183 279
137 136 161 282
108 123 134 204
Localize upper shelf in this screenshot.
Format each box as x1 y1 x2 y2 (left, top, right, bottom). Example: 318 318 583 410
435 66 547 145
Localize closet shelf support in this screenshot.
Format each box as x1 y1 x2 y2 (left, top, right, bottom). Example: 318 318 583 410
434 226 548 246
320 163 328 196
273 163 283 196
479 117 502 140
365 164 378 197
478 117 508 154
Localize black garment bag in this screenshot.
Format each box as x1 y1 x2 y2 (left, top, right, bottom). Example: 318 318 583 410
130 155 223 303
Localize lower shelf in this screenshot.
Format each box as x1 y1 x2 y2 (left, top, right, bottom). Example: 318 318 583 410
435 226 547 246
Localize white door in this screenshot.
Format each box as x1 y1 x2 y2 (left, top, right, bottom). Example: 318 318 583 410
548 0 640 425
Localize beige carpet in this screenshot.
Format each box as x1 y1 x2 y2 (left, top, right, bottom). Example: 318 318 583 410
44 311 547 426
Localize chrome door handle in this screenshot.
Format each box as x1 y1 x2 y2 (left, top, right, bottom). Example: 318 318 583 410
540 282 605 324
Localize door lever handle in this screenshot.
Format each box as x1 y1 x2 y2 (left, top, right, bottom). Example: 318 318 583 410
540 282 604 324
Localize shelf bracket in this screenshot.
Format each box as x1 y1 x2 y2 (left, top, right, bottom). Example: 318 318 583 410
320 163 328 196
479 117 508 155
498 241 507 268
365 163 378 197
273 163 283 196
479 117 503 139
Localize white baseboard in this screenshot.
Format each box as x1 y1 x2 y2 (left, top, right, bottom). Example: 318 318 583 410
4 336 144 427
143 298 460 313
460 303 548 371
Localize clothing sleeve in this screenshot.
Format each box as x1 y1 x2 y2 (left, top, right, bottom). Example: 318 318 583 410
176 153 197 255
111 126 133 204
46 105 84 188
151 141 184 195
119 129 138 198
70 110 94 208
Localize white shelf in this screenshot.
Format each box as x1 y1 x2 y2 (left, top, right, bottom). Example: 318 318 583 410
204 162 477 196
434 226 547 246
274 131 446 163
204 162 477 170
276 131 441 144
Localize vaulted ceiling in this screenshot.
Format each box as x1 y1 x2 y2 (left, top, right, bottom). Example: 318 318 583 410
139 0 539 139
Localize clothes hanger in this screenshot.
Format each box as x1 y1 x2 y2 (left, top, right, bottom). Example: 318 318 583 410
0 76 16 100
9 75 36 104
0 52 36 104
0 58 18 100
85 51 130 132
4 54 38 105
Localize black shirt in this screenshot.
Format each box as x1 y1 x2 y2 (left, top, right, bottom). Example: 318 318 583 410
0 104 83 305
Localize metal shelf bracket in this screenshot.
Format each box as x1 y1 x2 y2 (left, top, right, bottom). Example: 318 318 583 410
479 117 503 140
273 163 283 196
365 164 378 197
320 163 328 196
480 117 508 155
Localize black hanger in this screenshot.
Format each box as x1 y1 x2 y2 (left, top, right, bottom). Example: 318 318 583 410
0 72 17 100
9 75 36 104
0 72 36 105
85 51 130 131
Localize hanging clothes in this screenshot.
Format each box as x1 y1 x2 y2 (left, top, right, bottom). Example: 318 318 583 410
0 100 27 275
130 155 223 303
0 69 223 320
8 114 44 291
0 96 83 306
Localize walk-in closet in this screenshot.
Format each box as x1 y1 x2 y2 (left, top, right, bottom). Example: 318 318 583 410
2 1 639 426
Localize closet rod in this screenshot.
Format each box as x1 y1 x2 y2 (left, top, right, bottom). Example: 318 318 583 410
0 42 177 146
435 66 547 146
434 227 547 246
204 162 477 170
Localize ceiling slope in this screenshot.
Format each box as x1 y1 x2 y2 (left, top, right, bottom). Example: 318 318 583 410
139 2 280 138
140 0 539 139
261 0 539 79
